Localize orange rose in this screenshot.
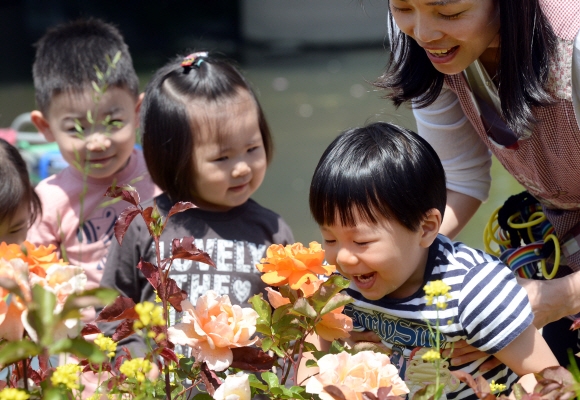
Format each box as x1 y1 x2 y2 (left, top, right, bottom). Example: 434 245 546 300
256 242 335 291
265 287 352 341
0 241 65 278
0 258 31 341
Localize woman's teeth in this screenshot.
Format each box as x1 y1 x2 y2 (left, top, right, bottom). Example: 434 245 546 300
427 48 453 56
355 273 375 283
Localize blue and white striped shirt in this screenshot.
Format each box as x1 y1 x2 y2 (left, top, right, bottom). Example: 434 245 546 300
344 234 533 400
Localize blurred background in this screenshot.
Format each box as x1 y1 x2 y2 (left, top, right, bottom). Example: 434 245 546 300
0 0 522 249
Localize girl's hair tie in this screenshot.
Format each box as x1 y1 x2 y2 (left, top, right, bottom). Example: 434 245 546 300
181 52 208 69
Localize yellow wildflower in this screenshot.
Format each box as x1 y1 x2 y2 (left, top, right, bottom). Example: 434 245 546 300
51 363 82 390
490 380 507 394
133 301 165 330
424 280 452 309
94 333 117 358
0 388 30 400
119 358 152 382
421 349 441 362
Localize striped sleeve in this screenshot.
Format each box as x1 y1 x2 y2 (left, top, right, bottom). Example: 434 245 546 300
457 261 533 354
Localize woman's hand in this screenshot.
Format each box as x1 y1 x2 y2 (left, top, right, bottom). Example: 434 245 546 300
442 340 502 371
516 273 580 328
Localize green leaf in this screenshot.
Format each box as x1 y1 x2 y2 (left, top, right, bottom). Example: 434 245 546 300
278 327 303 342
91 81 102 94
320 292 354 316
272 303 294 324
74 120 83 134
270 345 285 358
249 294 271 325
261 336 273 352
28 284 57 345
262 371 280 389
330 339 346 354
64 337 106 364
86 109 94 124
256 323 272 336
0 340 41 365
112 51 122 65
248 374 268 391
305 359 318 368
310 275 351 314
60 288 119 320
302 341 318 353
0 279 25 303
41 388 67 400
293 297 317 319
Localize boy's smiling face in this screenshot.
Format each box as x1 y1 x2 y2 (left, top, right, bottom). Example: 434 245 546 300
31 86 139 179
320 209 437 300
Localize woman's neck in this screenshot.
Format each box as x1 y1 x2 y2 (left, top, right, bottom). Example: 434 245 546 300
479 46 500 83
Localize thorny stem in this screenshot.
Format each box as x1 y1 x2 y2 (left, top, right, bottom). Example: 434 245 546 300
153 235 172 400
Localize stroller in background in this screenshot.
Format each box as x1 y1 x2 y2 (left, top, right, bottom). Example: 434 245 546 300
0 112 68 184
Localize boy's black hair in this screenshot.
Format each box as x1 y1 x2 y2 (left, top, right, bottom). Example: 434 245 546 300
33 18 139 113
141 52 273 203
376 0 557 136
0 139 42 228
309 122 446 231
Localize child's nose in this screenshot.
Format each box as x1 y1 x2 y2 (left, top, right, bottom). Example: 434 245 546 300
86 132 111 152
336 247 357 268
232 161 251 178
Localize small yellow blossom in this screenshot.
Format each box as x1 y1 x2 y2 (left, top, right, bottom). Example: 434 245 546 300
424 280 452 309
94 333 117 358
51 363 82 390
119 358 152 382
490 380 507 394
0 388 30 400
133 301 165 330
155 293 162 303
421 349 441 362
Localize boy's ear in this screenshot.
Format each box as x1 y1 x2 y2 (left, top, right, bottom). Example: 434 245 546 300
30 110 55 142
134 93 144 127
419 208 442 248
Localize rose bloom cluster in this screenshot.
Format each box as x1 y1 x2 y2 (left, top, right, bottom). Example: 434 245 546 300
0 242 87 342
305 351 409 400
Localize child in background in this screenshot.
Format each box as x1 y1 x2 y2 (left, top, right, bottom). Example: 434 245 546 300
309 122 557 399
0 138 42 244
28 19 159 310
100 52 294 355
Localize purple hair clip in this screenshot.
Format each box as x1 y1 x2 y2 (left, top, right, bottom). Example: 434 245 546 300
181 52 208 69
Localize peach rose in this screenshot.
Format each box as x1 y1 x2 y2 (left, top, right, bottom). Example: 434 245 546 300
167 291 259 371
305 351 409 400
29 264 87 306
0 258 30 341
213 372 251 400
265 287 352 341
256 242 335 291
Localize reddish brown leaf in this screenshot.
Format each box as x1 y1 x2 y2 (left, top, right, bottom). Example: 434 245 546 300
96 296 138 322
137 260 161 292
81 323 102 336
362 392 378 400
112 319 136 342
230 347 276 372
167 201 196 218
114 206 141 245
323 385 347 400
104 184 141 206
536 366 575 385
151 325 172 349
570 319 580 330
158 348 179 364
26 367 42 385
376 387 397 400
165 276 188 312
171 237 216 268
200 362 221 396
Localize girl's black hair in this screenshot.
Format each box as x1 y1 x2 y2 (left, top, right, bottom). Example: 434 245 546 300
309 122 446 231
377 0 557 135
141 52 273 203
0 139 42 227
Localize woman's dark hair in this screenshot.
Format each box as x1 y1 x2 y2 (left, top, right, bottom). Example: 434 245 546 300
309 122 446 231
0 139 42 227
377 0 557 135
141 52 273 202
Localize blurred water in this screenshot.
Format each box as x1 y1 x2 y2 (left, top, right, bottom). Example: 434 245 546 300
0 47 522 251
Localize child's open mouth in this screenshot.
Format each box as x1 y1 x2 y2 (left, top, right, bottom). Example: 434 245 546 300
353 272 376 289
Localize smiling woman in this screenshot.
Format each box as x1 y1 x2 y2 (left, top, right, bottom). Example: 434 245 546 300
376 0 580 365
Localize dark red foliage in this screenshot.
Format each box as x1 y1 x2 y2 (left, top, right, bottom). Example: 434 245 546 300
171 237 216 268
200 362 221 396
158 347 180 364
112 319 136 342
81 323 102 336
167 201 196 218
230 347 276 372
96 297 138 322
104 185 141 207
114 206 141 245
323 385 347 400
